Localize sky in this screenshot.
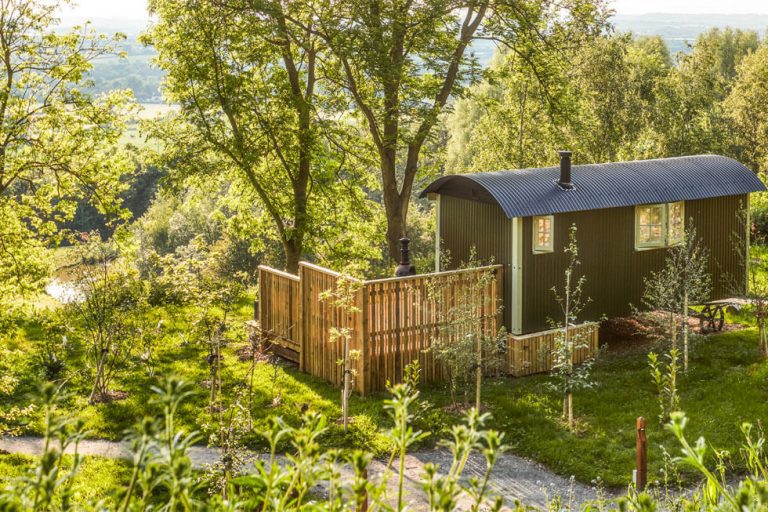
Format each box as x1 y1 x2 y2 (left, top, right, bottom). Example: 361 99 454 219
58 0 768 20
614 0 768 14
59 0 149 20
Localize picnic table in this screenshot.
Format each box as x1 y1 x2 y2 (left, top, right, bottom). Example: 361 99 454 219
688 298 749 332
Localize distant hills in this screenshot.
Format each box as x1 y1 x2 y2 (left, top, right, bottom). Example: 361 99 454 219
62 13 768 104
613 13 768 54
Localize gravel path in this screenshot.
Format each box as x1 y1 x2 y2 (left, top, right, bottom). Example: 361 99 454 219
0 436 605 509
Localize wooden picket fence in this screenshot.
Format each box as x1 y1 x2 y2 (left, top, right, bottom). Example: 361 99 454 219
258 262 503 395
507 322 600 377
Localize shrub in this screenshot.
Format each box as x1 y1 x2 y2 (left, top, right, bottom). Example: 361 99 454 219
36 312 73 381
0 378 508 511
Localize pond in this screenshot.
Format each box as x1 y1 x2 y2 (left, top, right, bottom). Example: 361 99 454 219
45 279 84 304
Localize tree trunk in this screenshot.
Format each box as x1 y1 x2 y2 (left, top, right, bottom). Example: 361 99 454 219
382 169 408 263
342 334 350 430
284 239 301 275
682 292 689 372
89 348 108 404
567 393 573 429
475 338 482 412
669 311 677 350
209 359 216 415
385 214 406 263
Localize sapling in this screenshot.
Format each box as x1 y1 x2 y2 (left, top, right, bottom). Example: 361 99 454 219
643 226 710 373
670 226 711 372
648 349 680 425
320 273 362 430
549 225 595 430
69 234 145 403
191 266 245 417
642 263 682 348
429 251 506 410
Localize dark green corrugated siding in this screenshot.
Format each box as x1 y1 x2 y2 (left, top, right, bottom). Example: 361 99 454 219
439 195 514 328
521 195 746 332
439 193 746 334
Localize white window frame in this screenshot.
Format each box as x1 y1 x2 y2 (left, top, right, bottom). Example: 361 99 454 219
634 201 685 250
532 215 554 254
667 201 685 246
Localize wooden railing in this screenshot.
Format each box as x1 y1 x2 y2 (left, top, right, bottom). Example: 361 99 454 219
258 266 300 356
507 322 599 377
258 262 503 395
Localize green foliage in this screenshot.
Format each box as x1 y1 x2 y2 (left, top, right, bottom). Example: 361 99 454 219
724 43 768 173
648 349 680 425
0 0 136 298
0 377 507 511
548 225 595 429
143 0 382 274
0 346 35 436
444 26 768 180
133 189 224 257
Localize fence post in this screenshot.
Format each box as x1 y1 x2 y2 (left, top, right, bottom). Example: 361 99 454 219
635 416 647 490
357 468 368 512
297 264 305 372
356 285 368 396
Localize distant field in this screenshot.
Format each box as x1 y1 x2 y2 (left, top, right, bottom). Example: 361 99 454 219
121 103 178 149
137 103 177 119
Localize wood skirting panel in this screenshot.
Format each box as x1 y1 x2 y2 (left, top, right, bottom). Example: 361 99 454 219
507 322 600 377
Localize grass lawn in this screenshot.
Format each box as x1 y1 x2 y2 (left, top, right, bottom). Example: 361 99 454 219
0 454 131 504
4 284 768 489
473 326 767 487
1 293 397 455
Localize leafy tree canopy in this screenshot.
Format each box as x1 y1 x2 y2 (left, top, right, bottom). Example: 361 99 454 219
0 0 135 297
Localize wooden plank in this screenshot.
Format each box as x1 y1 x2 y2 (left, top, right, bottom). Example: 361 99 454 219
507 322 599 377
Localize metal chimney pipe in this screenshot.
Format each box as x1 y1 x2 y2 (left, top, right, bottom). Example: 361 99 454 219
558 150 574 189
395 237 416 277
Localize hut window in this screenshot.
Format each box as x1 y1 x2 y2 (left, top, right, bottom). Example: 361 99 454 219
635 202 685 250
668 202 685 244
533 215 554 253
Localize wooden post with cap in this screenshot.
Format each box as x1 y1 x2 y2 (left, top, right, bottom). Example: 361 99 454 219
636 416 648 490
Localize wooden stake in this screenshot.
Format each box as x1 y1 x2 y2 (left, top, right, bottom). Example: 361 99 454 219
358 468 368 512
636 416 647 490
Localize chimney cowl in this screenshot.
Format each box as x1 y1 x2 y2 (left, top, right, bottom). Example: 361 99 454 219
557 150 574 190
395 237 416 277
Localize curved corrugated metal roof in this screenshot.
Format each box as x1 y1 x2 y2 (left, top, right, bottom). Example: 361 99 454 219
421 155 766 218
